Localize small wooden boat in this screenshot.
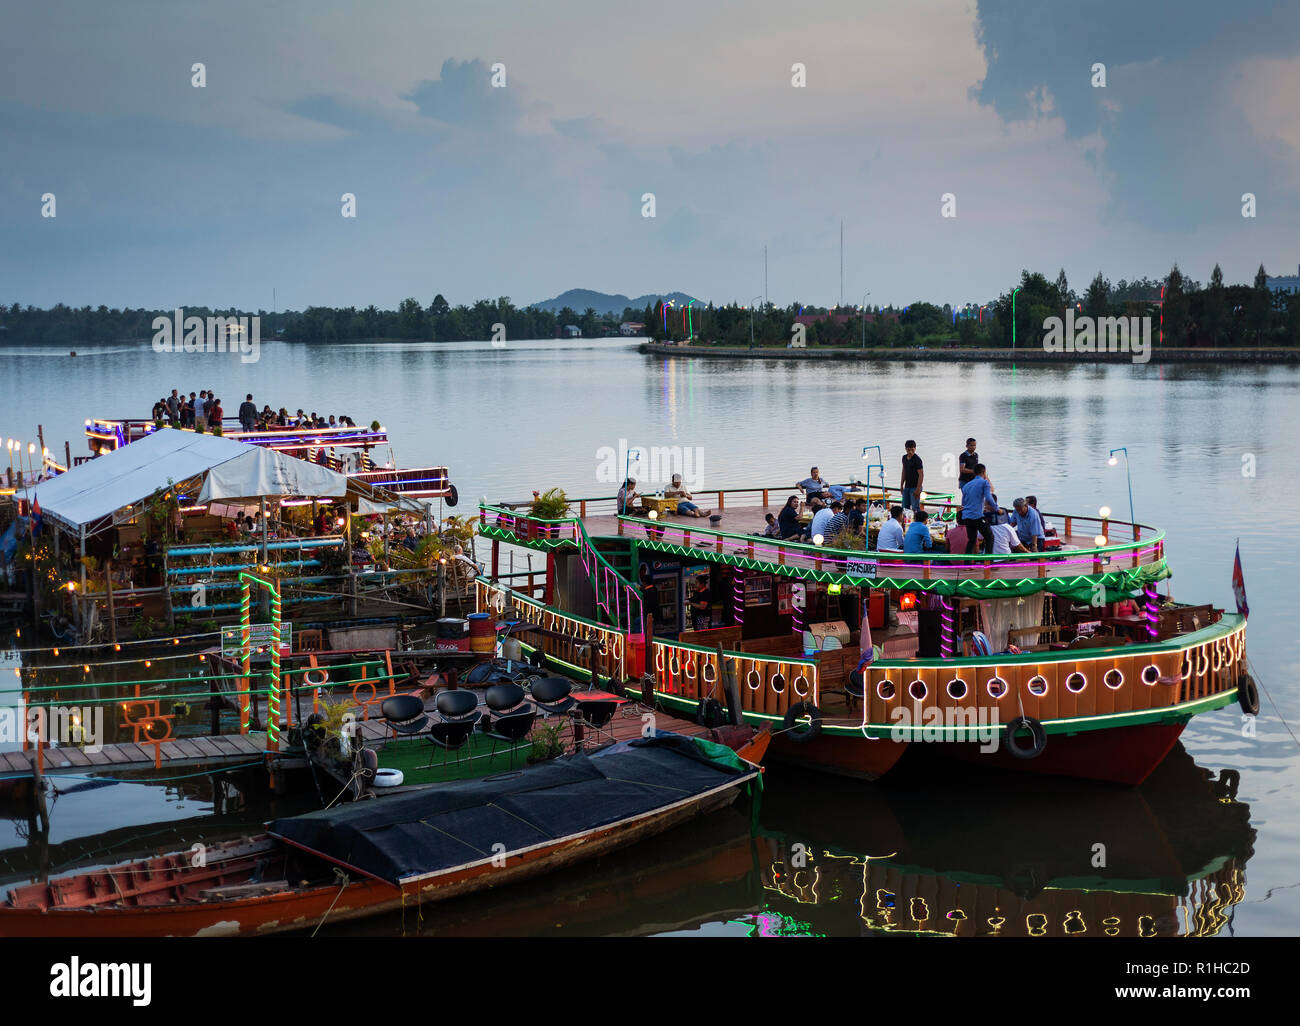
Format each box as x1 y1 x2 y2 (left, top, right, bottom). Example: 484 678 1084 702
2 733 762 936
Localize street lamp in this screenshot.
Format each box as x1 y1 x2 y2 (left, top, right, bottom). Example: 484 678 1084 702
686 300 696 340
860 291 871 349
749 296 762 349
1011 286 1023 357
1107 448 1135 528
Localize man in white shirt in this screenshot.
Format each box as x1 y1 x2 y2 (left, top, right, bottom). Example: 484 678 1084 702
991 521 1028 555
809 501 834 542
875 505 906 552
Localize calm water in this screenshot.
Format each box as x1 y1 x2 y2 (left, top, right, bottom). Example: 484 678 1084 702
1 338 1298 935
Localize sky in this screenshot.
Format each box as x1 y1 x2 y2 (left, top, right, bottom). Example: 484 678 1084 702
2 0 1299 312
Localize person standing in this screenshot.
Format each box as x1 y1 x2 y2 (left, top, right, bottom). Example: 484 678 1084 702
238 394 258 432
208 397 224 435
957 437 979 492
689 574 712 631
900 440 924 513
195 390 208 430
959 463 995 554
167 389 180 425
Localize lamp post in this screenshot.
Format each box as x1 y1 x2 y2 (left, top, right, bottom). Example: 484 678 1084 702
860 291 871 349
749 296 762 349
1011 286 1023 358
686 300 696 340
1107 447 1135 529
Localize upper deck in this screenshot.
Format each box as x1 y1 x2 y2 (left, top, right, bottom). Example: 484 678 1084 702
480 484 1166 592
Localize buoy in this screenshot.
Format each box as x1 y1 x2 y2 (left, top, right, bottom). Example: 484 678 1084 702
782 702 822 742
1003 716 1047 759
1237 672 1260 715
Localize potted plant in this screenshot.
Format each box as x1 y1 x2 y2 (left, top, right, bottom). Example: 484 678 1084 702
527 722 566 764
528 488 569 539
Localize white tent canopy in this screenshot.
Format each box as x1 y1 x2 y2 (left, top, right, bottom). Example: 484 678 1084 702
30 429 349 535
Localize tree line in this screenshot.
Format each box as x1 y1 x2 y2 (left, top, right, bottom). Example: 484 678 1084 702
3 265 1297 347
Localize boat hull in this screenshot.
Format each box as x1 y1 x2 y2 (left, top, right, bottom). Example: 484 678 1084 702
2 777 750 937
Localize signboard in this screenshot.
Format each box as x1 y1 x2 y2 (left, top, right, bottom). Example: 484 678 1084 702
845 558 879 578
221 623 292 658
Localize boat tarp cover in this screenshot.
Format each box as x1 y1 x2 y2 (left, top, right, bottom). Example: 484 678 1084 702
267 734 752 886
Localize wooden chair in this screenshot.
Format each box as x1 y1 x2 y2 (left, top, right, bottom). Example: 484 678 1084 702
295 629 324 652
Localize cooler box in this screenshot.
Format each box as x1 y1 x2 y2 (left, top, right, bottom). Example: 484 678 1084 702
808 620 851 647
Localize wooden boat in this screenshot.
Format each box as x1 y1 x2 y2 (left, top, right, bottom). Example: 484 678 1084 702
2 733 762 936
475 477 1253 785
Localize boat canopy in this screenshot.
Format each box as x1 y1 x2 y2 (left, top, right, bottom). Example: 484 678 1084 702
267 735 755 887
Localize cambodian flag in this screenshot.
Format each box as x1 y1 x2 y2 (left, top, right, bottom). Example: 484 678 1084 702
1232 541 1248 618
29 497 42 537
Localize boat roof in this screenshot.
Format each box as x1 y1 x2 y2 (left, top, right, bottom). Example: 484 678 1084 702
267 734 755 887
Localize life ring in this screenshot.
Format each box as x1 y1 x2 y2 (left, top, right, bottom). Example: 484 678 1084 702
696 697 726 729
1003 716 1047 759
445 484 459 508
783 702 822 743
303 668 329 688
1238 673 1260 716
372 768 404 788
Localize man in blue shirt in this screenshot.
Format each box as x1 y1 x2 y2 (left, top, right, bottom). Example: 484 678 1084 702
903 509 934 553
797 467 845 503
959 464 995 554
1008 497 1045 552
875 505 906 551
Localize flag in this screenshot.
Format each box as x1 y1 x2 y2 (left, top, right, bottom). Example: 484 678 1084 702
856 606 875 671
29 497 42 538
1232 541 1248 618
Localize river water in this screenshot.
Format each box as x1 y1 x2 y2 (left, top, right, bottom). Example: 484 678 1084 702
1 338 1297 936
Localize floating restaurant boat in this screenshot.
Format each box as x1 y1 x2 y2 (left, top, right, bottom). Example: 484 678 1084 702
80 417 455 502
1 734 762 936
475 477 1254 785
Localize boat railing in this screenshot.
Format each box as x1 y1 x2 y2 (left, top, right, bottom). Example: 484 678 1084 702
479 500 1164 583
85 418 390 453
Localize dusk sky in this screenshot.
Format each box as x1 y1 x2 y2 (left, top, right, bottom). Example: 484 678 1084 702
3 0 1299 311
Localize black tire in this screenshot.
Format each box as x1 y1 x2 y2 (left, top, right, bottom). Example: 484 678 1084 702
783 702 822 743
1238 673 1260 715
696 697 725 729
1003 716 1047 760
445 483 459 508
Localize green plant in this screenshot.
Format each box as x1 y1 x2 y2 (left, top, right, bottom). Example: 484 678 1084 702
370 420 381 431
529 487 569 520
131 615 159 639
528 722 566 762
200 619 218 632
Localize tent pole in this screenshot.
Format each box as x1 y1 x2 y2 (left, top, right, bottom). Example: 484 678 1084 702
79 525 86 591
260 497 268 564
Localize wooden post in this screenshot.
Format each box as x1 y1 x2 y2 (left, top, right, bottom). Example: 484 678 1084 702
491 538 500 579
64 441 71 472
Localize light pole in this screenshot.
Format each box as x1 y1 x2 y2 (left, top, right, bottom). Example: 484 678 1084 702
749 296 762 349
686 300 696 340
1011 286 1023 358
860 291 871 349
1107 447 1135 529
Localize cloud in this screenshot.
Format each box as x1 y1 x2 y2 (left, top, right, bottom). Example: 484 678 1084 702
403 58 521 127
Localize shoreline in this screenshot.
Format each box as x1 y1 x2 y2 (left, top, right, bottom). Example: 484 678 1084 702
638 342 1300 364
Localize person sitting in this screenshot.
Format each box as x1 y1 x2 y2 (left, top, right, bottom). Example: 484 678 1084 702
777 496 802 539
401 529 419 551
809 499 835 542
959 464 995 554
823 500 848 540
847 497 869 535
903 509 934 553
1009 497 1046 552
617 477 643 514
796 466 845 503
760 512 781 537
664 473 711 517
875 505 906 551
991 520 1028 554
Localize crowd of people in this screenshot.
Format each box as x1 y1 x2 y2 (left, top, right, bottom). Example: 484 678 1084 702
150 390 362 434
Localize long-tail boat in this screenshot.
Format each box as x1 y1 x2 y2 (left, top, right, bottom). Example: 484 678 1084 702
475 476 1254 785
1 733 762 936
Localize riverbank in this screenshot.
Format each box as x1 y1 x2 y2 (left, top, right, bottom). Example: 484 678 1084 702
639 342 1300 364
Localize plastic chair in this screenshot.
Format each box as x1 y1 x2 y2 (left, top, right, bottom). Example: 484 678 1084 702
380 694 429 736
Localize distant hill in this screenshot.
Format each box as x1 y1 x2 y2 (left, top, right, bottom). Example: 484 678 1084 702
529 289 702 316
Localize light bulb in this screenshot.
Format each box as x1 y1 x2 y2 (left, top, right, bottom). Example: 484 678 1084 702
1107 456 1118 466
1098 506 1111 519
1094 535 1108 547
813 534 824 546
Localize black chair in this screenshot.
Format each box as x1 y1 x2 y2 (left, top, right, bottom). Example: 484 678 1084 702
380 694 429 736
574 698 618 749
435 688 482 724
482 683 534 767
529 676 576 718
424 689 483 771
485 683 528 716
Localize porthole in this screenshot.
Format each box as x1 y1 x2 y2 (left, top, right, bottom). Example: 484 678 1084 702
746 669 762 691
1103 668 1124 690
771 673 787 694
1027 674 1048 697
877 678 896 701
985 676 1008 699
1141 664 1161 686
1065 672 1087 694
908 679 928 702
946 677 968 700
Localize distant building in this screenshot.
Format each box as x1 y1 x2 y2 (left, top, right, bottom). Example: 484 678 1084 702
619 322 645 336
562 325 582 338
1266 265 1300 297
